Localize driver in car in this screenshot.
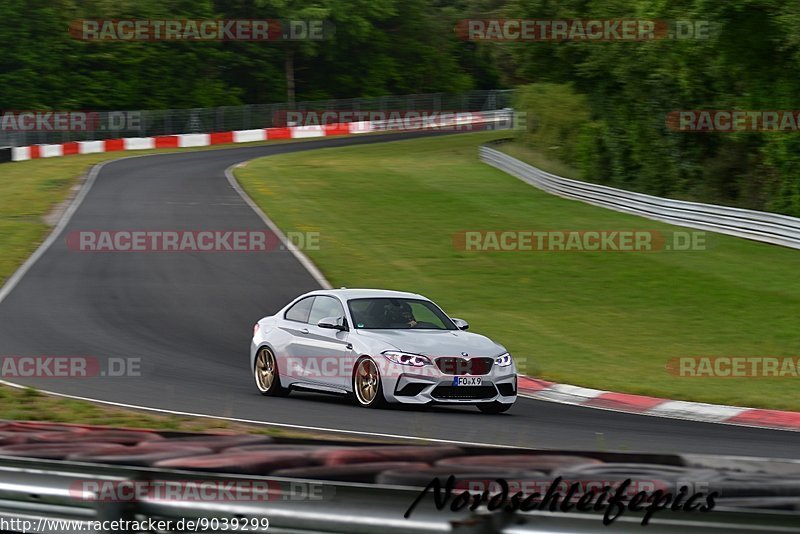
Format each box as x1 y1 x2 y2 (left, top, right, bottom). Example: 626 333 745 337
384 301 417 328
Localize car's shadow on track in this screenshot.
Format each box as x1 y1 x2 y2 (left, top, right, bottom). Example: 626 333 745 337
279 391 512 416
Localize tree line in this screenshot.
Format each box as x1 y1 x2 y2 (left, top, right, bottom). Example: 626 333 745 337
0 0 500 109
2 0 799 215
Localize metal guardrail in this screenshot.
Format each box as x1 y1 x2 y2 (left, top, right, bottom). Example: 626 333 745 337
1 455 799 534
0 90 514 147
480 144 800 250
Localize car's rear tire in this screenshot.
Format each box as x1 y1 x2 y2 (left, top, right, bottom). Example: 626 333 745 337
254 346 289 397
477 402 512 414
352 357 386 408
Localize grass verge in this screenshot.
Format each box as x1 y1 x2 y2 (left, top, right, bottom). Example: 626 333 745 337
235 131 800 411
0 384 283 435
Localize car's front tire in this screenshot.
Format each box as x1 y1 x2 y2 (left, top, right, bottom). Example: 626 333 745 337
352 357 386 408
477 401 512 414
254 346 289 397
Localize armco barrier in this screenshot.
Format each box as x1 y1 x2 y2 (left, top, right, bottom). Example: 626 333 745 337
480 144 800 250
4 110 514 163
0 422 798 532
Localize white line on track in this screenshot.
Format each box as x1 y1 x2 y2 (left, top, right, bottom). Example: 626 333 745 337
0 379 521 448
225 164 332 289
0 161 106 306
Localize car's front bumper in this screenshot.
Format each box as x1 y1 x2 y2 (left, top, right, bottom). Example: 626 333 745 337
381 362 517 406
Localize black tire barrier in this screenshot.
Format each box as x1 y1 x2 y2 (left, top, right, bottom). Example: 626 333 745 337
312 445 463 466
159 435 274 452
226 444 348 453
0 443 126 460
0 147 11 164
557 463 720 493
0 431 30 446
436 454 603 473
0 422 90 434
67 445 214 467
154 451 315 475
30 430 164 445
557 463 717 477
271 462 431 483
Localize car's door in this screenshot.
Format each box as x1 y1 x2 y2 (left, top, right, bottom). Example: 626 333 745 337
278 296 316 384
299 295 352 390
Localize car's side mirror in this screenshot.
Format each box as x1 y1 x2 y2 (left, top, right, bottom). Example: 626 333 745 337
318 316 348 331
451 318 469 330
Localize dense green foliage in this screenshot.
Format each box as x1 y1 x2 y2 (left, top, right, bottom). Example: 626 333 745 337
514 83 589 164
0 0 500 109
3 0 799 214
503 1 800 215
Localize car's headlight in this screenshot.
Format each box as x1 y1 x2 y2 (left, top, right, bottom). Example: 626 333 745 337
382 351 432 367
495 353 513 367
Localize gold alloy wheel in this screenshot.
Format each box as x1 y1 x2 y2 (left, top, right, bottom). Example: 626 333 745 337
355 358 380 405
255 347 276 392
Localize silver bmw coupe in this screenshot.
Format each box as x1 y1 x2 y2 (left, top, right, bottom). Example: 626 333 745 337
250 289 517 413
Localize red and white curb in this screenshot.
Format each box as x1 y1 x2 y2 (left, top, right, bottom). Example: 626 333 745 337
518 376 800 432
9 113 508 162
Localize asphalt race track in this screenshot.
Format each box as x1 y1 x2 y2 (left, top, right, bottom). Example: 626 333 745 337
0 132 797 458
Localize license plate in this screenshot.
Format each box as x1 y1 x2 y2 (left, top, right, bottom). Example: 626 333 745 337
453 376 481 386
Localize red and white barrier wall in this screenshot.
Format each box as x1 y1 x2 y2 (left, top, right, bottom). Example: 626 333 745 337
9 112 509 163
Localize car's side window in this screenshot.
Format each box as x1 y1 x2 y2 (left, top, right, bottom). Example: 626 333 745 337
308 296 345 326
284 296 315 323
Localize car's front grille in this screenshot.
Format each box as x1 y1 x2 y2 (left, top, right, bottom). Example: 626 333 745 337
431 385 497 400
435 357 493 375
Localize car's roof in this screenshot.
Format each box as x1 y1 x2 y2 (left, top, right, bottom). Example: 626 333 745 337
305 288 429 300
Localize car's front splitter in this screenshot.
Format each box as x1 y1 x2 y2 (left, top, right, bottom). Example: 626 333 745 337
384 371 517 405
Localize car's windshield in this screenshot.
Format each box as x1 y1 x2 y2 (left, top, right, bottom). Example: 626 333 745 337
347 298 456 330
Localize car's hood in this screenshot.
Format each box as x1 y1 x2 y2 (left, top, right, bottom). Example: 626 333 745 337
355 329 505 358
